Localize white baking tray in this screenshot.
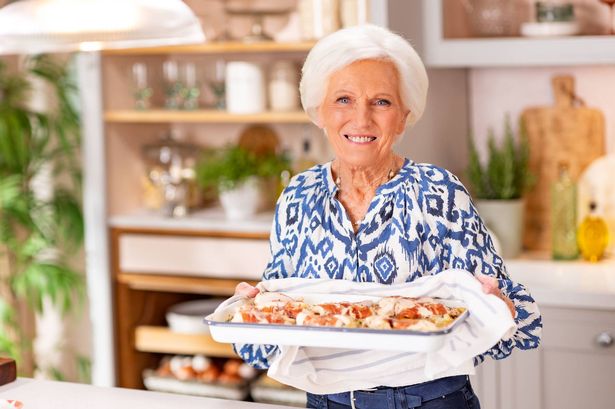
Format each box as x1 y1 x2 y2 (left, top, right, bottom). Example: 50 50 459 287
205 293 469 353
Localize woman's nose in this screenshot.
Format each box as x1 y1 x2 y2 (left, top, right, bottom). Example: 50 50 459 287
351 101 373 128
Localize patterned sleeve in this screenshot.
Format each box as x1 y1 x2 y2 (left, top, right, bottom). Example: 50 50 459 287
232 191 294 369
435 170 542 362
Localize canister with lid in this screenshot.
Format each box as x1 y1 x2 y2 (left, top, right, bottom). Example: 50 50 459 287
225 61 266 114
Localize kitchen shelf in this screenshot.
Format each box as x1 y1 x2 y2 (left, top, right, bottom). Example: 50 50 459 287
117 273 257 295
423 1 615 67
109 209 273 236
135 326 236 357
102 41 317 55
104 109 311 124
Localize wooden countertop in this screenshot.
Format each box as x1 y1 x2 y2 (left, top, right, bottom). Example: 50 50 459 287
0 379 296 409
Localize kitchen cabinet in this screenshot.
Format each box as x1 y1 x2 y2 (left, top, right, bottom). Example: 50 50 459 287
110 224 269 389
414 0 615 67
471 257 615 409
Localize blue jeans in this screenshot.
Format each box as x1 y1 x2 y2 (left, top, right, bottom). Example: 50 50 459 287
306 375 480 409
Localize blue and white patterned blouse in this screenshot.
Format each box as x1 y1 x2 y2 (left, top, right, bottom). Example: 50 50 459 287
234 159 542 369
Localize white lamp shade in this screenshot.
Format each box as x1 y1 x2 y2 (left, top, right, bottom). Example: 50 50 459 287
0 0 205 54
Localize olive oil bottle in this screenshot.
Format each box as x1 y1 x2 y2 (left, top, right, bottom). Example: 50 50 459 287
551 162 578 260
577 201 610 262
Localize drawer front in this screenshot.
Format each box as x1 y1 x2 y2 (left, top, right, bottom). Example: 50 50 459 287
541 306 615 354
119 234 270 280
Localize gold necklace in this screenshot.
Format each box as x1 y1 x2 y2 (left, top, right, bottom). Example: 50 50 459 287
334 160 398 192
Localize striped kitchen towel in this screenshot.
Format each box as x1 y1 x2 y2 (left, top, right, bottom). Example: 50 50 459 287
258 269 516 394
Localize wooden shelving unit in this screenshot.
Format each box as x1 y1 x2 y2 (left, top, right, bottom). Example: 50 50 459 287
102 41 316 55
424 1 615 67
135 326 236 357
103 37 313 392
104 109 311 124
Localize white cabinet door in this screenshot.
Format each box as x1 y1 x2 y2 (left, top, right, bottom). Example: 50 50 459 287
473 306 615 409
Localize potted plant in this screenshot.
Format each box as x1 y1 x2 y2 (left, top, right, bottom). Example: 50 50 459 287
0 55 85 379
196 145 289 220
466 115 534 258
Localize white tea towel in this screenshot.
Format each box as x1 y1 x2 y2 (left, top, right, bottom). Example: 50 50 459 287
257 269 516 394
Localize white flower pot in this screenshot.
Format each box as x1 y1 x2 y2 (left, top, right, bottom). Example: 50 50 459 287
475 199 525 259
219 177 262 220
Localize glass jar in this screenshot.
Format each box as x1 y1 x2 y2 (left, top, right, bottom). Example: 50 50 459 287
268 61 299 112
461 0 518 37
142 134 201 217
340 0 370 28
298 0 340 40
225 61 266 114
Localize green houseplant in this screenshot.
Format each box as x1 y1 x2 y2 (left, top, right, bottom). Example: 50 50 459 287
466 115 534 258
196 145 289 220
0 56 84 378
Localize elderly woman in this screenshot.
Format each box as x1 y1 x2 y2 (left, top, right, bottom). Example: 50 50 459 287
234 25 541 409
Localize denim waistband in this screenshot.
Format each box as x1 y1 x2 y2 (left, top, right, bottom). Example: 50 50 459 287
326 375 469 407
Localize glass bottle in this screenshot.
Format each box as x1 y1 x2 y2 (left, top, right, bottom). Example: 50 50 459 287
577 201 610 262
551 162 578 260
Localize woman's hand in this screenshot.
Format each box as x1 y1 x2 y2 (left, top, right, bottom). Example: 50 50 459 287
476 274 516 319
234 282 259 298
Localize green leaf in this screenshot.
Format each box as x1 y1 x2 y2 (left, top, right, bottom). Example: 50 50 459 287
11 262 83 314
196 146 289 191
465 114 534 200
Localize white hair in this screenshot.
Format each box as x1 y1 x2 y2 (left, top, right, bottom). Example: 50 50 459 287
300 24 428 128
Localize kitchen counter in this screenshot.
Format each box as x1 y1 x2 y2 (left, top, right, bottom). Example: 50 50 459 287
0 379 296 409
108 208 274 235
506 255 615 310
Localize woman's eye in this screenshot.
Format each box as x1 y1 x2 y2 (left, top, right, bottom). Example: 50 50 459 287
375 99 391 106
336 97 350 104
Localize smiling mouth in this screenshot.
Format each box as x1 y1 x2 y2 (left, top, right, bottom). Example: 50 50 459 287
344 134 377 143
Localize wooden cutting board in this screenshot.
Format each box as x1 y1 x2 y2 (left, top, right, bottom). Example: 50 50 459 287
521 75 605 251
0 358 16 386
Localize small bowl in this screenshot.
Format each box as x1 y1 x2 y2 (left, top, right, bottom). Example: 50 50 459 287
166 299 225 334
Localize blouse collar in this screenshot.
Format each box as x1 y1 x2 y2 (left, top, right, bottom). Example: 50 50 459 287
321 158 414 197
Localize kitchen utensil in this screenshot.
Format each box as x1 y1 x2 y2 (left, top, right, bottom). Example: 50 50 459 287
206 294 468 352
142 369 249 400
166 299 225 334
521 75 606 251
520 21 580 37
224 0 293 42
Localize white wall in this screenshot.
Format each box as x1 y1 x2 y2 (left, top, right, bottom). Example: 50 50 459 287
389 0 471 176
469 66 615 156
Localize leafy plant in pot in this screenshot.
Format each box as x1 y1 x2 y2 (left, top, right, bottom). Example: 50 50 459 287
196 145 289 220
466 115 534 258
0 56 85 379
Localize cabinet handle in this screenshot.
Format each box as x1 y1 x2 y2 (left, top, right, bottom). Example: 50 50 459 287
595 332 613 348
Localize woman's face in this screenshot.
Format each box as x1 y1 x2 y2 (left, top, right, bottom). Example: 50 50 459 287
317 59 409 168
